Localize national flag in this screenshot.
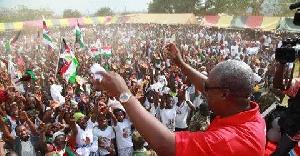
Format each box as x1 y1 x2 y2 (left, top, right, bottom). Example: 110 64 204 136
89 46 101 59
57 38 65 74
59 39 79 83
5 42 11 52
25 69 37 81
7 55 24 92
42 17 55 49
5 31 21 52
102 46 112 57
75 20 85 48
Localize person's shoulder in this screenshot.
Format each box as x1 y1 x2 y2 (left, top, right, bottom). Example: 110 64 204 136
107 126 114 131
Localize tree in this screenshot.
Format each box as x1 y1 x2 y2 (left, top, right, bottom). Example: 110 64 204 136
148 0 198 13
63 9 82 18
0 5 55 23
94 7 114 16
203 0 252 15
260 0 297 16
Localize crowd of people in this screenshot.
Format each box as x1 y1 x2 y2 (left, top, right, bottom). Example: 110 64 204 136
0 23 298 155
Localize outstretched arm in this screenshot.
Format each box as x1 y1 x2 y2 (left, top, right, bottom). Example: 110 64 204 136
20 111 39 136
92 71 175 156
0 115 15 143
168 43 208 93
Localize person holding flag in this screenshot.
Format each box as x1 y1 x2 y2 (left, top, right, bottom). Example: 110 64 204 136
42 17 56 49
5 31 21 53
75 20 85 49
57 39 79 83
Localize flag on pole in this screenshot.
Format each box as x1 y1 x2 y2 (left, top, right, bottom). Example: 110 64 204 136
59 39 79 83
102 46 112 57
7 55 24 92
5 31 21 52
57 38 65 74
75 20 85 48
42 17 56 49
25 69 37 81
89 46 101 59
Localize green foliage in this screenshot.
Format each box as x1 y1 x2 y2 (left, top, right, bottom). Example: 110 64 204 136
63 9 82 18
260 0 298 16
0 5 55 23
148 0 198 13
94 7 114 16
149 0 299 16
196 0 252 15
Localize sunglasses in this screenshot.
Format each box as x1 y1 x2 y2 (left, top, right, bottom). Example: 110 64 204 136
203 81 230 92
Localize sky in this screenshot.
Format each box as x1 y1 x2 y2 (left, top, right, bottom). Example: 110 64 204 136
0 0 151 15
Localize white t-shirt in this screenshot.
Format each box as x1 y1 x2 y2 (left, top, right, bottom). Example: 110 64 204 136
247 47 259 55
76 119 95 146
7 116 17 136
175 101 191 129
114 119 133 150
160 105 176 132
193 94 204 108
231 45 239 56
149 103 160 119
92 126 115 155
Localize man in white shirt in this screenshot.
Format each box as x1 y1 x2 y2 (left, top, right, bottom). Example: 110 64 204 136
73 112 95 156
175 91 196 131
160 94 177 132
111 109 133 156
91 114 116 156
230 42 239 57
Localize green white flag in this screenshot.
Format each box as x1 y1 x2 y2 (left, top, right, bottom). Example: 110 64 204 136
75 20 85 48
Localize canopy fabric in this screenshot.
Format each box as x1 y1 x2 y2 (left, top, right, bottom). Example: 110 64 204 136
201 15 281 31
1 14 300 32
261 17 281 31
276 17 300 32
216 16 234 28
129 13 197 24
0 14 198 31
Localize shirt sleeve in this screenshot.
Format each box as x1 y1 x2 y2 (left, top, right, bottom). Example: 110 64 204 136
90 135 99 153
110 127 116 139
87 118 95 129
175 131 231 156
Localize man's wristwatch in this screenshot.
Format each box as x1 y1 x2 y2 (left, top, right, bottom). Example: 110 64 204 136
119 92 132 104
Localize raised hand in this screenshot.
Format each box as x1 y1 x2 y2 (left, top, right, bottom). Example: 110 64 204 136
39 122 46 133
92 71 131 98
166 43 183 67
20 111 29 121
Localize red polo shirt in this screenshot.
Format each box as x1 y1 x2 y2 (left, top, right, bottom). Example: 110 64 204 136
176 102 266 156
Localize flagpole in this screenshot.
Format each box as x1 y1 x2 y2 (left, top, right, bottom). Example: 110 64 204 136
74 19 78 54
55 36 62 79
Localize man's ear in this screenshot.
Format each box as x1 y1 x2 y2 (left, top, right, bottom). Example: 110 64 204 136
221 89 230 100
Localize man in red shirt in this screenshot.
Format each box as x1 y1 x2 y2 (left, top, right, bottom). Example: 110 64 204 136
92 43 266 155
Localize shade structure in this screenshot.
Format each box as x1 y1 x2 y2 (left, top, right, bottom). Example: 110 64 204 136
201 15 281 31
1 14 300 32
276 17 300 32
0 14 198 31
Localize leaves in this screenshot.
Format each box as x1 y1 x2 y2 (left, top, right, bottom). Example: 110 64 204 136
0 5 55 23
148 0 198 13
63 9 82 18
148 0 297 16
95 7 114 16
